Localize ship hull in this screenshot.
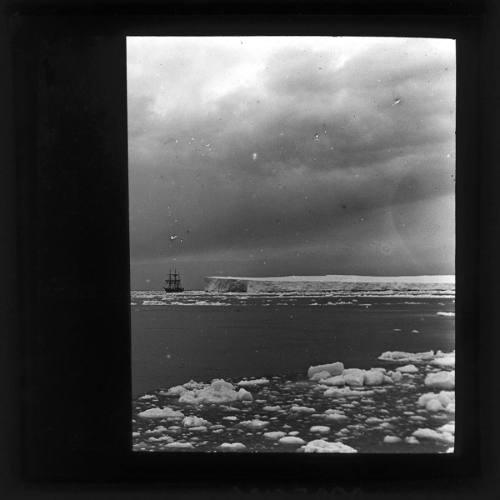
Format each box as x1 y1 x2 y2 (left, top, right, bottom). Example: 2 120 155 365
164 288 184 293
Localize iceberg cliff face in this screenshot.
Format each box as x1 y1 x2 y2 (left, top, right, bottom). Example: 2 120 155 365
204 275 455 294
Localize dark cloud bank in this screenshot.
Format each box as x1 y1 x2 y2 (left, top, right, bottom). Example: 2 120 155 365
127 37 455 290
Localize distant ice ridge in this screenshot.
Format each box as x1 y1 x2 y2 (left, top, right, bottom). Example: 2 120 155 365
204 275 455 294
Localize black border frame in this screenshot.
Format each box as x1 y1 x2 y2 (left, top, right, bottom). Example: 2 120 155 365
3 0 497 496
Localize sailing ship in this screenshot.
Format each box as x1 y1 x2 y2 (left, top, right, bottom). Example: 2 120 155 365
164 268 184 293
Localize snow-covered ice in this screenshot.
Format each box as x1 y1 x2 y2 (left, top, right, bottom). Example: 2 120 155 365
310 425 331 434
239 419 269 430
138 407 184 419
263 431 286 440
218 442 247 451
301 439 357 453
424 371 455 390
237 378 270 387
308 362 344 379
396 364 419 373
278 436 306 445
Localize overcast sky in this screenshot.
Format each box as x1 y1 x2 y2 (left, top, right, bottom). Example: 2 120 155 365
127 37 455 290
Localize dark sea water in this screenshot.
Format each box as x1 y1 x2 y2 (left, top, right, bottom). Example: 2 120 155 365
131 292 455 454
131 293 455 397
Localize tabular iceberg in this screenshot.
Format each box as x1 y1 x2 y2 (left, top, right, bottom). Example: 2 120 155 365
204 274 455 294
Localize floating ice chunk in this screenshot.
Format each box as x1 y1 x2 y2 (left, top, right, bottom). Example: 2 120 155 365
182 416 210 427
164 385 187 397
147 435 173 443
412 428 454 444
262 405 281 412
222 416 238 421
263 431 286 440
379 422 395 430
218 442 246 451
183 380 205 390
324 411 348 423
310 426 330 434
139 394 156 400
188 426 207 432
436 312 455 317
343 369 365 387
321 375 345 386
279 436 305 445
236 378 269 387
301 439 357 453
145 425 168 435
132 432 140 438
164 442 194 449
438 422 455 434
389 371 403 383
239 419 269 430
138 407 184 419
290 405 316 413
426 399 444 412
424 371 455 390
405 436 420 444
365 417 384 424
383 435 402 443
178 379 250 405
237 388 253 401
411 330 420 334
308 362 344 379
446 447 454 453
409 416 427 422
324 387 375 398
310 370 331 382
378 350 435 363
288 431 300 436
430 352 455 369
363 369 385 386
396 364 419 373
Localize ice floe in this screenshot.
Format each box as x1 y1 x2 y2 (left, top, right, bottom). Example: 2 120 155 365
262 405 282 412
321 375 346 386
424 371 455 390
308 362 344 379
379 350 435 363
412 428 454 444
263 431 286 440
301 439 357 453
363 369 386 386
290 405 316 413
323 410 349 423
404 436 420 444
237 378 270 387
324 387 375 398
138 407 184 419
177 379 253 405
279 436 305 446
239 419 269 430
436 312 455 317
182 416 210 427
383 435 402 443
164 442 195 449
218 442 247 451
429 351 455 369
310 425 330 434
396 364 419 373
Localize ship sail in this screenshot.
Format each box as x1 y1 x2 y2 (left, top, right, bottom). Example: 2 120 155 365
164 267 184 293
